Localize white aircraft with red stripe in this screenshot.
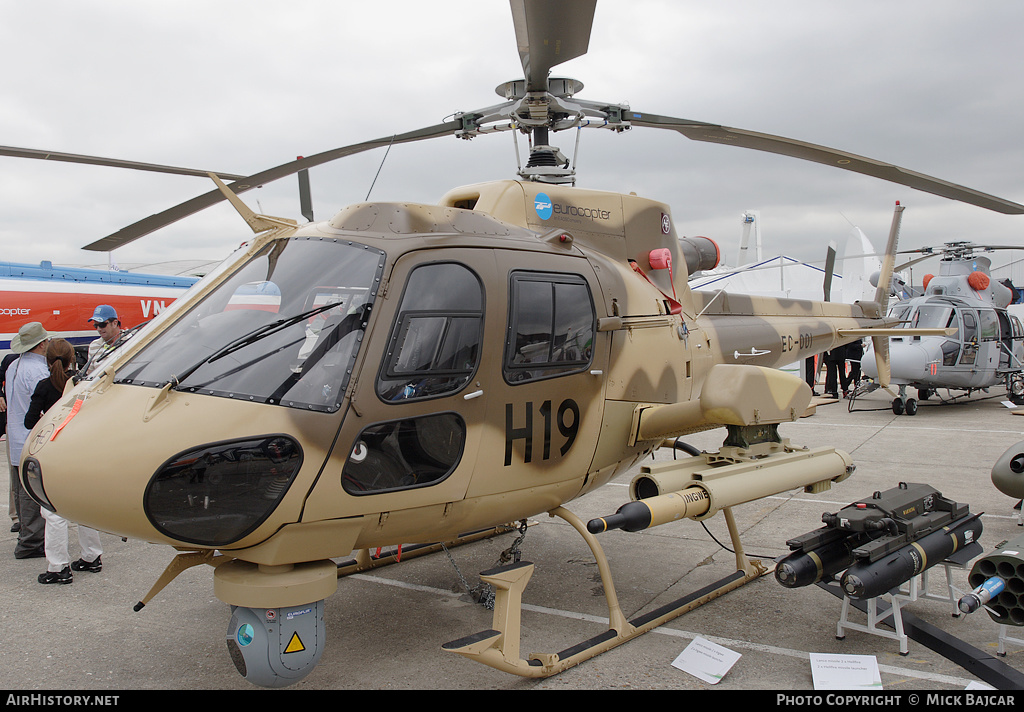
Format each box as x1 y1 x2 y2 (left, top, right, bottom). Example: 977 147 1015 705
0 260 197 356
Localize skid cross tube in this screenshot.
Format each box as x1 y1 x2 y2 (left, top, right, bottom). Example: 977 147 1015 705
442 505 768 677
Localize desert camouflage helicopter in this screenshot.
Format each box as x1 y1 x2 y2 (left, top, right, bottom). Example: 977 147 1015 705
9 0 1024 687
859 241 1024 414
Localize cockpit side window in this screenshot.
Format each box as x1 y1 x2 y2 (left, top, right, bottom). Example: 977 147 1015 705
341 413 466 495
979 309 999 340
960 310 978 365
504 271 595 384
888 304 912 327
376 262 484 402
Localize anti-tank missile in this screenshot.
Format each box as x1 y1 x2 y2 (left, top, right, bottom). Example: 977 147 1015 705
775 529 876 589
588 436 853 535
590 366 852 535
840 513 983 600
775 482 973 592
588 487 710 533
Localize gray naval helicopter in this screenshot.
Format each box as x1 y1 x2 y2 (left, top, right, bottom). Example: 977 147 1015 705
860 241 1024 414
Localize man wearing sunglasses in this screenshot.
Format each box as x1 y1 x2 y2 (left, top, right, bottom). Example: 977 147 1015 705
86 305 124 368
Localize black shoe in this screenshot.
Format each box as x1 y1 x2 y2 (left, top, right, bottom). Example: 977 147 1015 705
10 522 19 533
38 566 73 585
71 556 101 573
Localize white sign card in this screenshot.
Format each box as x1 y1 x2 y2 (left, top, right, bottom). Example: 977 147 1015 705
809 653 882 690
671 637 741 684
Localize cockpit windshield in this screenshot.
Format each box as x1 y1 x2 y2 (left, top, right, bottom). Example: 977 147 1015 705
114 237 386 412
887 303 956 331
909 304 955 330
887 304 912 326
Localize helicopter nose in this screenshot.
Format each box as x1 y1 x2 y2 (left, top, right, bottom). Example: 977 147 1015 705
862 338 942 383
20 384 310 548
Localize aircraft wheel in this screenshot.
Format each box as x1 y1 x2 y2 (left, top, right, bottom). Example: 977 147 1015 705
905 398 918 416
1007 375 1024 405
917 388 932 401
892 398 904 415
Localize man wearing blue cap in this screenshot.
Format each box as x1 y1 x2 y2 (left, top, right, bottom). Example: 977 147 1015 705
86 305 124 368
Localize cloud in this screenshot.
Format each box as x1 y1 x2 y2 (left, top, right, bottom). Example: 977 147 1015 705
1 0 1021 277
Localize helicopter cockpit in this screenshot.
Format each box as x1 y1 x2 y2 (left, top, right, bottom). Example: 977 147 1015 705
112 236 386 412
880 293 1024 392
888 300 966 367
885 296 1019 368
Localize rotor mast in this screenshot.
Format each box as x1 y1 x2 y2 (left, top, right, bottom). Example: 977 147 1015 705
456 0 620 185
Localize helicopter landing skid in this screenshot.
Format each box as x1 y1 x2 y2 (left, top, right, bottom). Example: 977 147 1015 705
442 505 768 677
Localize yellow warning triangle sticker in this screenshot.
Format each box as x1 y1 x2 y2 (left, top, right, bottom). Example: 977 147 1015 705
284 632 305 654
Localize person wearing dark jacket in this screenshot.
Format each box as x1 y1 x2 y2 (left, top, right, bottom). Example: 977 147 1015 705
823 347 846 399
841 339 864 397
26 339 103 585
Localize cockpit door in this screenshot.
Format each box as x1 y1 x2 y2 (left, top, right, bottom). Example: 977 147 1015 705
466 249 609 502
302 249 496 523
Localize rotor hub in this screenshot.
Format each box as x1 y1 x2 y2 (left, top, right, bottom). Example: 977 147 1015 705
496 76 584 101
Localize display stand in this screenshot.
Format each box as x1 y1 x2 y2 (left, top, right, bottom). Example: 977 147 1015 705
817 573 1024 690
998 625 1024 656
837 589 911 654
910 560 963 617
836 545 981 654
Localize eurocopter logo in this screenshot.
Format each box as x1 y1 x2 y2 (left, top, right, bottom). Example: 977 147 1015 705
534 192 612 222
535 193 553 220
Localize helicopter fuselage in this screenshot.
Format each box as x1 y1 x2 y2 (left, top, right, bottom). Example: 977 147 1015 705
861 258 1024 396
21 180 887 566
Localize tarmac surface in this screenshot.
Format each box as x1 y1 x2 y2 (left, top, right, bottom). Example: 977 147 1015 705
4 384 1024 693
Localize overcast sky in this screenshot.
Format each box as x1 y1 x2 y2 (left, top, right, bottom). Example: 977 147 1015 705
2 0 1023 279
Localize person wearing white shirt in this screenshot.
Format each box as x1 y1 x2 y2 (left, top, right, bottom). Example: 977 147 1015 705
6 322 51 559
86 304 124 369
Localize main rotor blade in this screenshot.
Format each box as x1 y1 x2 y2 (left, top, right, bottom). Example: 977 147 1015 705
894 254 938 272
0 145 245 181
83 121 461 252
511 0 596 93
823 243 836 301
628 112 1024 215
